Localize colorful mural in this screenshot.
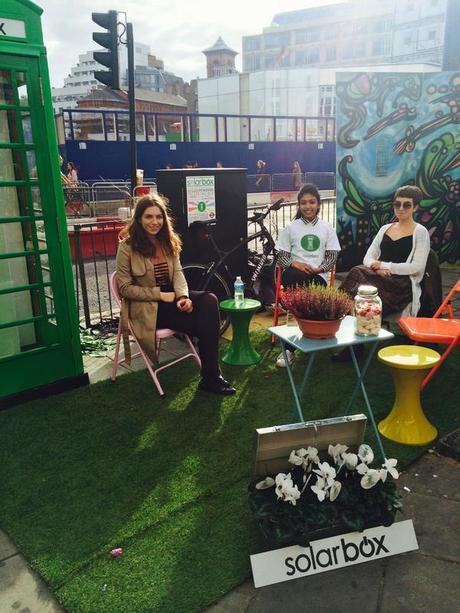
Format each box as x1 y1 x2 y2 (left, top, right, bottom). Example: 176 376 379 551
336 71 460 270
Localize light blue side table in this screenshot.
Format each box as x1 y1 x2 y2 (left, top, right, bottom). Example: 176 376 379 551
269 316 394 460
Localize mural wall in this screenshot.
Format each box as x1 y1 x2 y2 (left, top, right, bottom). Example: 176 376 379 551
336 71 460 271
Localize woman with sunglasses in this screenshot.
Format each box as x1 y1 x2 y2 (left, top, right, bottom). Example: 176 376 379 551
339 185 430 318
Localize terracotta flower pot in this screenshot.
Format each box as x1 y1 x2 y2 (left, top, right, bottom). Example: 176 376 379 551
295 316 342 339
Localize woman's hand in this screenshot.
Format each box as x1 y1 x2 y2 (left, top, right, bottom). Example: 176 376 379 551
292 260 317 274
370 261 381 270
160 291 176 303
176 297 193 313
376 269 391 277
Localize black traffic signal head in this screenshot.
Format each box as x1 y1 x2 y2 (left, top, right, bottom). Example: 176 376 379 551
92 10 120 90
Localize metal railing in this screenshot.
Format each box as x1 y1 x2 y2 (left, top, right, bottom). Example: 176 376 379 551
63 181 92 217
63 109 336 144
71 195 336 329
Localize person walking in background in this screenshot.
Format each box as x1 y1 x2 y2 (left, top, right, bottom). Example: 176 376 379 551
255 160 269 192
66 161 78 186
116 194 236 395
292 161 302 190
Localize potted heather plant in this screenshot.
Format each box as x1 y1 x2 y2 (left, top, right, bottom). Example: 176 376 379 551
280 283 353 339
249 443 402 549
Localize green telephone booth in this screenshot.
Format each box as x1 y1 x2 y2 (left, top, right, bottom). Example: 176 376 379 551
0 0 87 405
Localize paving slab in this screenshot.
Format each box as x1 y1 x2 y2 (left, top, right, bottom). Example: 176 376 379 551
381 554 460 613
400 492 460 561
0 554 64 612
398 453 460 502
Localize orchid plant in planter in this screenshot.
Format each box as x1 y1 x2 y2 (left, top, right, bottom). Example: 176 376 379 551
249 443 402 549
280 284 353 339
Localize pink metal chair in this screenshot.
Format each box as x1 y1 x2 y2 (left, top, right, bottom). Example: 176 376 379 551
109 272 201 397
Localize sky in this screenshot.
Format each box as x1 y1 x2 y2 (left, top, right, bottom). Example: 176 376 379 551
39 0 346 87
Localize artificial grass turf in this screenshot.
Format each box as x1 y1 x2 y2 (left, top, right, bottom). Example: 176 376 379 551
0 331 458 612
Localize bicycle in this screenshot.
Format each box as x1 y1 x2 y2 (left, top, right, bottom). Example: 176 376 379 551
182 198 284 335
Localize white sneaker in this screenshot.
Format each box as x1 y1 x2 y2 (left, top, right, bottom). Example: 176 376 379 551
276 349 294 368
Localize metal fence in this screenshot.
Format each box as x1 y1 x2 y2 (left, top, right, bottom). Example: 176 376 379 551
246 172 335 194
72 195 337 329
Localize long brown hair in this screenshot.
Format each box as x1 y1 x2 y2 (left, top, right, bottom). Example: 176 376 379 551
123 194 182 257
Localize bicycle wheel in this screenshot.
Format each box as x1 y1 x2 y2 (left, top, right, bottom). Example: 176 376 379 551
182 263 232 335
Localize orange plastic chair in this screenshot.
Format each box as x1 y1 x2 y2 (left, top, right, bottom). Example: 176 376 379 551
271 263 336 344
110 272 201 397
398 279 460 389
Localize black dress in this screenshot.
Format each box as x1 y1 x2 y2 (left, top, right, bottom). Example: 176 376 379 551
340 234 413 316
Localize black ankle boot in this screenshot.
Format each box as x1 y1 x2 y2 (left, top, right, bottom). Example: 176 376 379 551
198 375 236 395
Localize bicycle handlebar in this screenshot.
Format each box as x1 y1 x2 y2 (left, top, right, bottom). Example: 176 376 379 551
247 197 284 224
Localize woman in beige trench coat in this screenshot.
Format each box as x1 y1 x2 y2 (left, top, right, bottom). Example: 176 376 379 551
116 194 236 395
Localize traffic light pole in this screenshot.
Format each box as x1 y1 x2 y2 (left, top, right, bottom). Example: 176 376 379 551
127 22 137 194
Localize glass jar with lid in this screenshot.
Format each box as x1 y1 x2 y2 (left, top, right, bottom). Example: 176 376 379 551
354 285 382 336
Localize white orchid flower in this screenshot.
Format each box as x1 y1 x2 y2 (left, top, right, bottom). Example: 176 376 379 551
342 452 358 470
275 473 289 499
255 477 275 490
288 450 304 466
329 480 342 502
358 444 374 464
328 443 348 464
356 462 369 475
360 469 381 489
380 458 399 482
314 461 336 487
289 447 319 471
311 476 327 501
283 483 301 506
305 446 319 468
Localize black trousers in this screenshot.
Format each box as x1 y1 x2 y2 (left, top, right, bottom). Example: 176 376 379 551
156 290 220 379
281 267 327 288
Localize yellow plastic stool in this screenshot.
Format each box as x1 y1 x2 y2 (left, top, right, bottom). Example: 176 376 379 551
377 345 440 446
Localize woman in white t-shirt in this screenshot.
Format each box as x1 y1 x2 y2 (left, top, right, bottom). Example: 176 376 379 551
275 183 341 366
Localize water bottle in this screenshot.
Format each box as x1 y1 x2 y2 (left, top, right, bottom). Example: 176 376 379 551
234 276 245 307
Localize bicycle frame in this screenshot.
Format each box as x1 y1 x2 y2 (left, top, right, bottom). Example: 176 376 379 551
199 222 276 293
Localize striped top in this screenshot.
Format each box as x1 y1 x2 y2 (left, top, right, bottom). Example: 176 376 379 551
153 261 169 287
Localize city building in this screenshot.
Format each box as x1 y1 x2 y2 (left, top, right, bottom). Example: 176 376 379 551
202 37 238 78
242 0 447 73
52 43 193 114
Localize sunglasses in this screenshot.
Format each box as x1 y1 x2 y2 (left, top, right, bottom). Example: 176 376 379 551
393 200 413 210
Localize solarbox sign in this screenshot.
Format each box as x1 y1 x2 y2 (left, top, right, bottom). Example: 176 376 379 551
251 520 418 588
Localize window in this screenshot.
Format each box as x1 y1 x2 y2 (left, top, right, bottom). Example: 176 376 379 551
244 55 260 71
306 49 320 64
322 27 336 40
404 34 413 46
264 32 290 49
325 46 336 62
295 29 320 44
244 37 261 51
374 20 392 33
428 30 437 41
343 41 366 59
372 38 389 56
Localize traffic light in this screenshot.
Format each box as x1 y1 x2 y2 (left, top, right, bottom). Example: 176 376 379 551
92 10 120 89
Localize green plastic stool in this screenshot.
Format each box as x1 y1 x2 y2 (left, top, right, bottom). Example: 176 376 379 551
220 298 262 365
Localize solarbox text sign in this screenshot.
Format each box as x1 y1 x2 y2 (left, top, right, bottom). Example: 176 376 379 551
186 175 216 225
250 520 418 588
